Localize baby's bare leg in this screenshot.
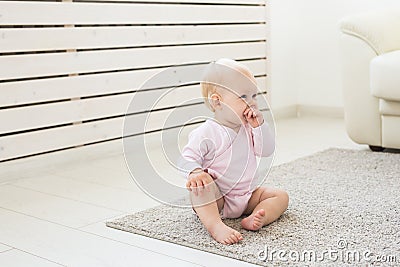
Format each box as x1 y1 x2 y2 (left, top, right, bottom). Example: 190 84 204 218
191 182 243 244
241 187 289 231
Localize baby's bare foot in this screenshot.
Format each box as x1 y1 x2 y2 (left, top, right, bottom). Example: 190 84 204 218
208 221 243 245
241 209 266 231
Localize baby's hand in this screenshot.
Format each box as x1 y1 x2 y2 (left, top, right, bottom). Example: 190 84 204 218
186 169 214 196
244 106 264 128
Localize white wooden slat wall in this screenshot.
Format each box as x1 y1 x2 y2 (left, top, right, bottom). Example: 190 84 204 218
0 0 268 162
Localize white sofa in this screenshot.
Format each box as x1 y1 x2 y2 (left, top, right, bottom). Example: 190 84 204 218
339 9 400 151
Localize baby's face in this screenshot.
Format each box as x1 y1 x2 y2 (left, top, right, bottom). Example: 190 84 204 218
219 83 259 125
206 62 259 126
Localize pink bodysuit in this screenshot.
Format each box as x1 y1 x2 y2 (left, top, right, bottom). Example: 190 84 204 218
178 119 275 218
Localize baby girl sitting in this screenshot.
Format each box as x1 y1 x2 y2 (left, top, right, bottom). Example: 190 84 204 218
178 59 288 245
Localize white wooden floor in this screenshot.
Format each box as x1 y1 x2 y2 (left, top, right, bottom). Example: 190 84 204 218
0 115 365 267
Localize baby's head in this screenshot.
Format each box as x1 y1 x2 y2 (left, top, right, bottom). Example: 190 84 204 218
201 58 258 124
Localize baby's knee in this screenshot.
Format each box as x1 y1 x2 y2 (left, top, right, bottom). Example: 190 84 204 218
278 190 289 208
189 181 222 203
207 181 223 198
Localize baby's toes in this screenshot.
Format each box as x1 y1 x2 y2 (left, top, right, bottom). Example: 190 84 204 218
256 209 265 218
231 233 240 243
234 231 243 240
253 216 261 225
253 220 262 228
227 233 241 244
225 237 234 245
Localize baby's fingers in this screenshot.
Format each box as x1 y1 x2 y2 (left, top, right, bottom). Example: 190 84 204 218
202 179 212 191
196 179 204 188
186 180 193 190
190 180 198 188
252 109 260 117
195 179 207 196
246 109 254 119
243 107 252 117
190 181 199 196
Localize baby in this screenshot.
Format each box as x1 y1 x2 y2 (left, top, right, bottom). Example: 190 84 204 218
178 58 288 245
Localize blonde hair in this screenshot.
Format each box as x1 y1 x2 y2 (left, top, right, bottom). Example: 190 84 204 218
201 58 255 112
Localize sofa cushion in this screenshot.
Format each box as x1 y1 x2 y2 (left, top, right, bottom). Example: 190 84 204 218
370 50 400 101
339 8 400 55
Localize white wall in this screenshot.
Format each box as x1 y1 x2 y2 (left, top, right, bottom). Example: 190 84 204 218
269 0 400 112
268 1 298 111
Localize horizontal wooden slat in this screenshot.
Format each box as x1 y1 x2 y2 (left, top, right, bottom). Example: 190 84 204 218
0 59 266 107
0 24 266 53
0 42 266 80
0 77 267 134
0 1 265 25
81 0 265 5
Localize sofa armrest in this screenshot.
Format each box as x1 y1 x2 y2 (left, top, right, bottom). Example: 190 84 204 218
339 8 400 55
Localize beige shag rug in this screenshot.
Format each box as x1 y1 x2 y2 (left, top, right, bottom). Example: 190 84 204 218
107 148 400 266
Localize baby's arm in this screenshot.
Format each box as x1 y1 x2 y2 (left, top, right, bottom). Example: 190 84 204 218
177 128 214 182
243 106 275 157
252 121 275 157
177 132 203 178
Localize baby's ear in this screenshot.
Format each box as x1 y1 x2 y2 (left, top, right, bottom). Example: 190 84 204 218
209 93 221 110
